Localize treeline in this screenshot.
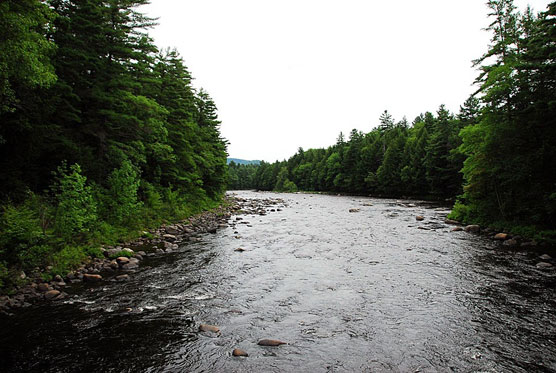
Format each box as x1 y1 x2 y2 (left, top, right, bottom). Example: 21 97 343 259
234 105 470 199
229 0 556 239
0 0 227 287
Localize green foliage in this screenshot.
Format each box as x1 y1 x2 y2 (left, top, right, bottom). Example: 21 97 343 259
49 245 88 277
0 201 44 265
106 160 142 225
52 163 97 240
108 250 134 259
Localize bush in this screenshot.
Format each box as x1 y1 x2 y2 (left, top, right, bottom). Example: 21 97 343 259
52 163 97 240
106 160 142 225
49 245 88 277
0 202 44 264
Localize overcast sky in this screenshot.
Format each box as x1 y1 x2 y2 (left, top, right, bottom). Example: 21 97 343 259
140 0 552 162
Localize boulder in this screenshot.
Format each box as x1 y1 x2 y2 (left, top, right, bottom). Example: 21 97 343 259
232 348 248 357
116 256 130 265
116 274 129 281
257 339 287 346
37 283 50 293
44 290 61 300
163 234 177 242
464 225 480 233
494 233 509 240
198 324 220 333
502 239 518 247
416 215 424 221
83 274 102 282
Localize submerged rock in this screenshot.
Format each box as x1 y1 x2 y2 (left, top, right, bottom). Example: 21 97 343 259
416 215 424 221
232 348 248 357
445 219 460 225
198 324 220 333
536 262 553 269
349 208 360 213
258 339 287 346
234 248 246 252
539 254 552 260
451 227 463 232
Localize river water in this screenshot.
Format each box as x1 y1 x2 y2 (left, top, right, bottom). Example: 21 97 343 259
1 191 555 372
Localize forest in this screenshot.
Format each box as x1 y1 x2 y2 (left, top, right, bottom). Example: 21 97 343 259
228 0 556 241
0 0 228 289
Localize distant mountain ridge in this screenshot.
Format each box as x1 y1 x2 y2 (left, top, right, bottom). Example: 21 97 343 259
227 158 261 165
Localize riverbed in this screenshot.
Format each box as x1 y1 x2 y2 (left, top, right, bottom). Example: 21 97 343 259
1 191 555 372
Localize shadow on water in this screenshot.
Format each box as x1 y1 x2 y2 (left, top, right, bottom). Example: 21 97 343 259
1 191 555 372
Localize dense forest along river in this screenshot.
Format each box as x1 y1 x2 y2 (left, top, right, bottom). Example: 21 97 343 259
1 191 555 372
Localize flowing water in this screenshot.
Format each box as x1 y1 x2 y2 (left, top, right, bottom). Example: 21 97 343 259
1 191 555 372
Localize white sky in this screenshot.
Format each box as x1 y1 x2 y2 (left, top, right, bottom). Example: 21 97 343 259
140 0 552 162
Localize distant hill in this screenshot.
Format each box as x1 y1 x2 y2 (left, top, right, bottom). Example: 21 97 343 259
227 158 261 165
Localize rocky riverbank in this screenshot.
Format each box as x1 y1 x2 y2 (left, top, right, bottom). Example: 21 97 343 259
0 195 286 314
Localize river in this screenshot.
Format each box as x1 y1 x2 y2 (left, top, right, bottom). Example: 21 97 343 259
1 191 555 372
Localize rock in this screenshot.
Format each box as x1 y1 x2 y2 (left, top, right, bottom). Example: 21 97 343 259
445 219 460 225
44 290 61 300
110 260 119 270
234 248 246 252
349 208 360 213
165 226 180 235
232 348 248 357
536 262 553 269
105 248 121 258
54 274 63 282
122 248 134 254
83 274 102 282
38 283 50 292
137 251 147 256
199 324 220 333
163 234 177 242
503 239 518 247
116 256 130 265
494 233 509 240
258 339 287 346
116 274 130 281
464 225 480 233
416 215 424 221
451 227 463 232
539 254 552 260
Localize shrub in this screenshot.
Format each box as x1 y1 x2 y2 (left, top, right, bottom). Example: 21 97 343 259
0 202 44 264
52 163 97 240
106 160 142 225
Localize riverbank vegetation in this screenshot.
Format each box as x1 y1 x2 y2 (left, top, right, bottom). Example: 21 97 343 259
228 0 556 242
0 0 228 291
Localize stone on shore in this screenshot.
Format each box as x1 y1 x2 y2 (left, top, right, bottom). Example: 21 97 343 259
44 290 61 300
503 239 518 247
445 219 460 225
83 273 102 282
464 225 480 233
258 339 287 346
116 256 130 265
494 233 509 240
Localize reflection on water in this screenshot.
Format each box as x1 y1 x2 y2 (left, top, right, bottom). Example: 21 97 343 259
1 191 555 372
